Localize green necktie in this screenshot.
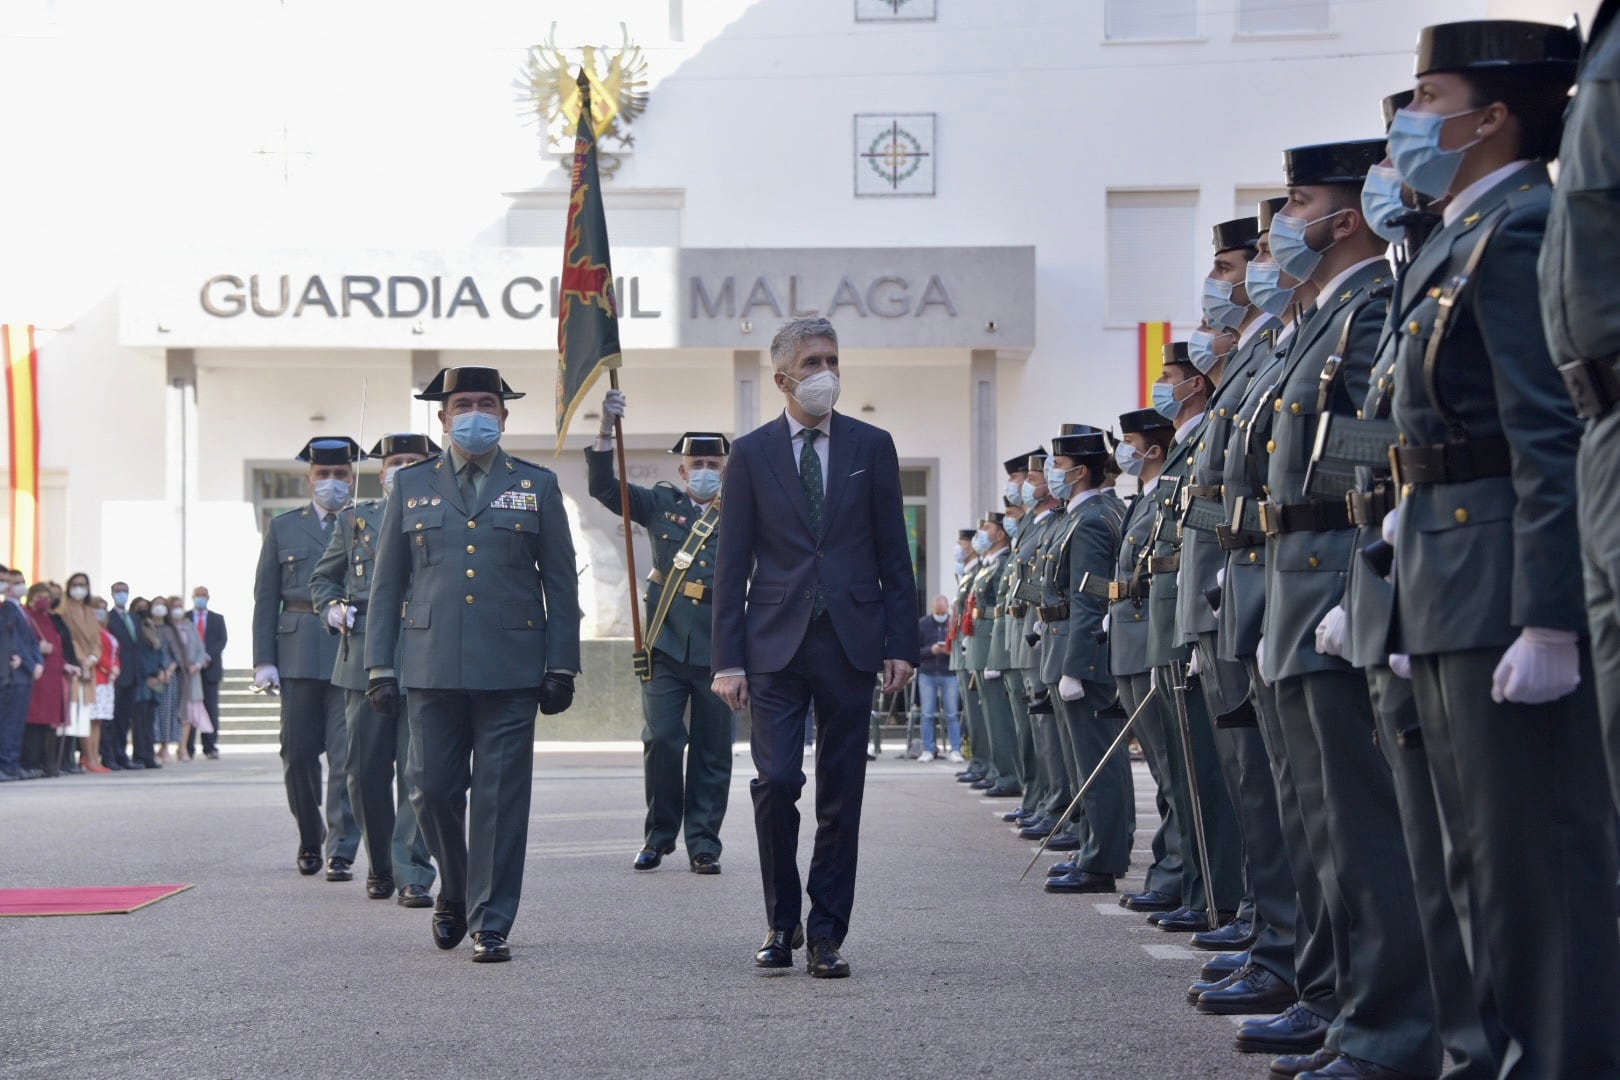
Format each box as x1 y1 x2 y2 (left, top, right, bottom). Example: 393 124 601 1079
322 514 333 537
800 429 825 617
461 461 482 507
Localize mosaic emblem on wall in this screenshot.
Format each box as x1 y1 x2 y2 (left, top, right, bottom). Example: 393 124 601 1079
853 114 936 197
855 0 937 21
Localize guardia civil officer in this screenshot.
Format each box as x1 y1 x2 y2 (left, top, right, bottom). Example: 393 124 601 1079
996 451 1053 835
309 434 439 908
587 389 733 875
1104 409 1183 912
252 437 361 880
950 529 983 779
1257 138 1438 1080
966 512 1020 799
1542 0 1620 817
1037 425 1128 895
1389 21 1620 1075
365 367 581 963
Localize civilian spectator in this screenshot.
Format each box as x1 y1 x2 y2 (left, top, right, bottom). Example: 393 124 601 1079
23 582 77 777
916 594 962 762
187 585 226 760
0 566 42 781
90 597 119 761
130 597 165 769
103 582 141 769
146 597 183 763
167 594 211 761
59 572 106 773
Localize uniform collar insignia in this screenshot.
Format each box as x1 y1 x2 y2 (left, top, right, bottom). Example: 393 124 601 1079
1462 212 1482 228
1339 290 1355 303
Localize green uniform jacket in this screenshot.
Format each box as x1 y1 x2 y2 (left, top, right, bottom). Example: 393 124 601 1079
1342 309 1403 671
1002 519 1040 670
252 502 342 680
1047 489 1125 686
584 448 718 669
1392 165 1585 654
987 543 1018 672
967 550 1010 670
365 448 582 689
1109 488 1161 678
1259 259 1389 684
1015 507 1064 675
949 563 977 673
1217 344 1287 660
1146 426 1202 669
309 498 390 692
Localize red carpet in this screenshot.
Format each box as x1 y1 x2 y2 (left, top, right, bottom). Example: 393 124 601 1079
0 884 194 917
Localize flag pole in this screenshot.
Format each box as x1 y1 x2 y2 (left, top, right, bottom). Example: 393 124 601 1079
610 365 644 654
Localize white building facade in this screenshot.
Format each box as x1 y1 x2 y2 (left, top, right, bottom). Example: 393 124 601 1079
0 0 1590 666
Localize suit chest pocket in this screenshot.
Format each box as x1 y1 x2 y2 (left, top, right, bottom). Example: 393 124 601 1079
492 509 539 567
406 508 445 568
277 547 309 591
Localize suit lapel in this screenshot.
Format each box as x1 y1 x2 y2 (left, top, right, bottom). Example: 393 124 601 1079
1397 164 1546 318
764 416 814 534
300 505 330 551
820 412 854 540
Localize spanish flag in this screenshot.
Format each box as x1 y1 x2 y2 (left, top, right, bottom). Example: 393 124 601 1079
1 325 39 579
1138 321 1171 409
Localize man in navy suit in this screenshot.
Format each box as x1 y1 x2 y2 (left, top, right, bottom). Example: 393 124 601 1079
186 586 228 760
712 316 919 979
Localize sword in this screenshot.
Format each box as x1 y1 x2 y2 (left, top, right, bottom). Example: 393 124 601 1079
1018 685 1159 883
339 379 369 664
1170 658 1220 931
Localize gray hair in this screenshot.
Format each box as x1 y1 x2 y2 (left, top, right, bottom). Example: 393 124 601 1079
770 317 838 372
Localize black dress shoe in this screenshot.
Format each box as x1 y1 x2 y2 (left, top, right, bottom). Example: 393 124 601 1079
1157 907 1220 932
633 845 675 871
1192 916 1256 951
755 924 805 968
1044 870 1116 894
1122 889 1181 912
205 749 220 760
969 777 996 790
139 760 161 769
1041 832 1081 852
471 931 511 963
296 848 322 876
1197 964 1296 1015
956 768 985 783
1200 950 1248 981
1017 818 1055 839
432 899 468 950
1233 1001 1329 1055
122 760 144 769
982 783 1022 798
397 884 433 908
1047 859 1080 877
1298 1053 1432 1079
1186 966 1246 1004
999 807 1028 823
806 939 850 979
1147 904 1193 925
325 857 353 882
1270 1049 1338 1078
365 875 395 900
689 853 721 875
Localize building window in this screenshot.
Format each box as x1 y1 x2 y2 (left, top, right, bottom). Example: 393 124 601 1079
1106 190 1198 325
251 467 381 535
1105 0 1197 41
1238 0 1331 35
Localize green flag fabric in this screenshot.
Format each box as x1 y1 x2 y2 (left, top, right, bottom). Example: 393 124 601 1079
555 68 622 453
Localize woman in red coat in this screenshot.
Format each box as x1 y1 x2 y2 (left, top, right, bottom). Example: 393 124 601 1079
21 583 78 776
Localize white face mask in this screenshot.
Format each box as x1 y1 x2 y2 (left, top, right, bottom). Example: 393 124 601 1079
932 612 949 623
68 586 88 601
382 466 401 496
786 370 841 417
151 604 169 619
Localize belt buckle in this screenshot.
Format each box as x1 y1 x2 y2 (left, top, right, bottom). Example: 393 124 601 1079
1387 444 1406 489
1107 582 1125 602
672 551 694 571
1257 501 1279 537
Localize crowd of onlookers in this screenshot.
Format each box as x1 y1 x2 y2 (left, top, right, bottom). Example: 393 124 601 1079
0 567 228 781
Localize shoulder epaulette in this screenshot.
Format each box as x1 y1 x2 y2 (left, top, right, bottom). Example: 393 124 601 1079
504 454 552 473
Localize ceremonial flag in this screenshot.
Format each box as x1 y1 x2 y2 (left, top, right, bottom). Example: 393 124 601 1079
1 325 39 579
554 68 622 454
1137 321 1171 408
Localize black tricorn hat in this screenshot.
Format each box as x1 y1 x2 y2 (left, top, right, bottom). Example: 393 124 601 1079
958 528 977 541
1382 89 1415 130
1257 196 1288 232
669 432 731 457
981 510 1006 525
415 366 525 402
1283 139 1386 186
1212 217 1261 254
1119 408 1175 435
1415 20 1580 76
1004 447 1045 475
1051 424 1110 460
369 433 441 459
1026 451 1049 472
296 436 363 465
1162 341 1192 368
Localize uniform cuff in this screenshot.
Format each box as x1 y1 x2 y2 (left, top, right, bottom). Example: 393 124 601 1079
714 667 745 679
368 666 395 680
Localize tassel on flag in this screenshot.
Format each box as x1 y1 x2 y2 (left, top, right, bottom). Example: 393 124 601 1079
1138 321 1171 408
1 325 40 580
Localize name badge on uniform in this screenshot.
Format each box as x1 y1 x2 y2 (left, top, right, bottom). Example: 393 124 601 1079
490 491 539 512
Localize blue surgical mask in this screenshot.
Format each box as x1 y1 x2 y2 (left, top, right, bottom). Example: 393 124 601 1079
1244 259 1294 318
1115 442 1147 477
954 550 967 573
1152 378 1193 422
1360 163 1409 244
687 468 722 501
1387 107 1483 200
1004 516 1020 539
312 478 351 512
1044 463 1074 502
1020 479 1039 505
971 529 991 555
1188 329 1224 375
1004 479 1023 507
451 411 502 456
192 596 207 611
1201 277 1247 331
112 590 129 609
1269 208 1345 283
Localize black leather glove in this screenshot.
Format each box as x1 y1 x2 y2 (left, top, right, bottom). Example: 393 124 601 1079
366 676 400 721
538 672 575 716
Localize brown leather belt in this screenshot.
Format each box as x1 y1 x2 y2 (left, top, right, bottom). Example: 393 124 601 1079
1079 574 1147 602
1389 437 1511 487
1557 355 1620 421
1147 554 1180 574
1347 486 1396 528
1184 483 1223 500
647 568 708 602
1009 603 1028 619
1259 498 1353 537
1036 603 1069 622
1216 498 1267 551
282 598 316 614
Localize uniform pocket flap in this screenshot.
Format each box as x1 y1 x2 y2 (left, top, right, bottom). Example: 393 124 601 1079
490 509 537 533
403 601 431 629
405 508 445 532
502 602 546 630
1408 482 1513 534
276 611 303 634
851 582 882 603
748 584 785 605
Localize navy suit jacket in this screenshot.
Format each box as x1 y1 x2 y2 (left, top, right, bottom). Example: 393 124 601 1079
713 411 919 675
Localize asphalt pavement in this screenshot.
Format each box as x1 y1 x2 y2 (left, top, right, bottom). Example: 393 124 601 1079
0 746 1273 1080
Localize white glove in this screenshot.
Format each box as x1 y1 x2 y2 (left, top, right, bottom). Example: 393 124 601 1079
253 664 281 690
1314 605 1347 658
1381 504 1400 548
1187 648 1201 677
983 669 1002 680
1215 567 1226 590
598 388 626 437
1100 613 1110 634
1255 636 1273 686
325 602 356 631
1491 627 1581 705
1058 675 1085 701
1389 653 1412 679
1033 620 1046 635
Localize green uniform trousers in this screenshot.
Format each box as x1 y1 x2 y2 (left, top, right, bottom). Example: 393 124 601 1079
978 671 1020 792
345 689 434 890
1150 663 1242 914
279 676 358 862
1117 671 1182 898
641 653 732 859
1003 669 1040 807
1053 680 1133 875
